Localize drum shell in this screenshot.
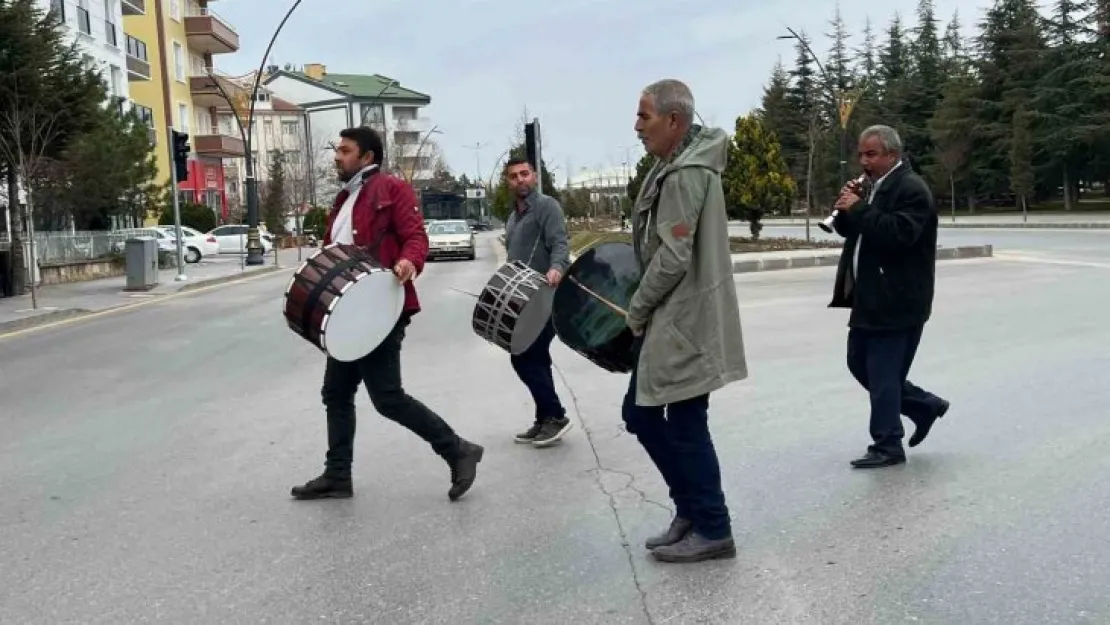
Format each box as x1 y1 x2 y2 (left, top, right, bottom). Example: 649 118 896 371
552 241 640 373
471 261 553 354
283 244 381 350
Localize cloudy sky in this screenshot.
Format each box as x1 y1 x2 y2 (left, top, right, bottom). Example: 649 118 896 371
214 0 996 185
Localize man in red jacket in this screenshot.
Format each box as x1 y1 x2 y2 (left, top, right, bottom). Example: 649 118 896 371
291 126 483 502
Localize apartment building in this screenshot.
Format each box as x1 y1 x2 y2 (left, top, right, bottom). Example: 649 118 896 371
262 65 436 185
41 0 130 108
218 87 311 219
123 0 243 223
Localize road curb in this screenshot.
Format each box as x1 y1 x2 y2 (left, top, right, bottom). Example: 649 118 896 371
731 244 993 274
177 265 283 292
0 308 92 336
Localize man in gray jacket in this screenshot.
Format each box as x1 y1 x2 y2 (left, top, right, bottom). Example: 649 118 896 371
502 156 573 447
626 79 747 563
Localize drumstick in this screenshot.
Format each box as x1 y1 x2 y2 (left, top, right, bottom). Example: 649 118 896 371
451 287 481 298
567 275 628 317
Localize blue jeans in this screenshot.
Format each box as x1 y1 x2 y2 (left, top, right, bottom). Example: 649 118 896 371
621 341 731 540
510 321 566 421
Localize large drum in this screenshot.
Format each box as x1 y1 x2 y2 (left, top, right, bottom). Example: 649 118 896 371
551 241 640 373
283 243 404 362
472 260 554 354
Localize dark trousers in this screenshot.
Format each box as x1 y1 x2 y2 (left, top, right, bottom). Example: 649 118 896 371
510 320 565 421
847 324 946 458
321 314 459 477
621 341 731 540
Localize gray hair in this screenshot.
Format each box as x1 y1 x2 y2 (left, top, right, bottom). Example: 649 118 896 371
642 79 695 125
859 125 902 154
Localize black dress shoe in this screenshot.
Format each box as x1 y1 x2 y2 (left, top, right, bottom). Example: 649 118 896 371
909 399 950 447
651 532 736 563
291 474 353 500
645 517 692 550
850 450 906 468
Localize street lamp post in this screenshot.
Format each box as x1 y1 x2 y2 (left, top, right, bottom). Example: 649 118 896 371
231 0 304 266
778 28 867 239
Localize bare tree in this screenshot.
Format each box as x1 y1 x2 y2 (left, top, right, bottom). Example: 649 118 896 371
0 90 62 309
388 119 442 185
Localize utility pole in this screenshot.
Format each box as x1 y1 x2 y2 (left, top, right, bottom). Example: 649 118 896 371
524 119 542 195
169 127 189 281
463 142 486 183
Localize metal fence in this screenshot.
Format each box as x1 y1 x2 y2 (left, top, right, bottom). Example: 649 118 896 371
5 229 167 265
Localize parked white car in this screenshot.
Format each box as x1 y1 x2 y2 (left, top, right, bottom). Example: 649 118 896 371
206 224 274 254
111 228 178 255
154 225 219 263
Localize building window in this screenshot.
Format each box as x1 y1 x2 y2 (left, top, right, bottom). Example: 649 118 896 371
281 120 299 136
103 0 117 46
109 65 122 97
126 34 147 61
133 104 154 127
76 0 92 35
169 0 180 20
392 106 418 122
177 103 189 132
172 42 185 81
50 0 64 21
360 103 383 124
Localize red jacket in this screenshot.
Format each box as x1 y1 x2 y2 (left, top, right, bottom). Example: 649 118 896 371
323 170 428 314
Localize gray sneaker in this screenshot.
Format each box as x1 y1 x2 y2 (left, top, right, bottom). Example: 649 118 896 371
514 421 543 444
531 417 573 448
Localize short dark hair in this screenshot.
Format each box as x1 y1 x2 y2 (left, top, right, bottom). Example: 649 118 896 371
339 126 384 166
504 156 532 171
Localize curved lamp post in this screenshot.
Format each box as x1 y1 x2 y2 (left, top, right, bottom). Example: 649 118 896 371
227 0 304 265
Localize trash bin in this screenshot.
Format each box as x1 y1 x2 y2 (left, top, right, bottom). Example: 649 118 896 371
124 237 159 291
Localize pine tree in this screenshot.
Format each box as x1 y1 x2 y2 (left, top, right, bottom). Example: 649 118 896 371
722 114 797 238
1010 105 1035 218
262 150 287 233
625 152 655 204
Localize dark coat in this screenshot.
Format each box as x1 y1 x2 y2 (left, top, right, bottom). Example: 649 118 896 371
828 164 938 330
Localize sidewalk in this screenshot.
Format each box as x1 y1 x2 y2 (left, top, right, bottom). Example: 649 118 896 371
762 211 1110 228
0 249 300 334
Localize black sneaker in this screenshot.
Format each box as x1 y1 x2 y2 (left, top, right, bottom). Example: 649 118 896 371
291 474 352 500
446 439 483 501
531 416 573 448
514 420 544 443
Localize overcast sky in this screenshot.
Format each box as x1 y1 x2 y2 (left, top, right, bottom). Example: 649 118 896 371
214 0 996 185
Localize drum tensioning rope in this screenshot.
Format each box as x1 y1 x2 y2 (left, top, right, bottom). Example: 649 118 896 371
297 256 371 340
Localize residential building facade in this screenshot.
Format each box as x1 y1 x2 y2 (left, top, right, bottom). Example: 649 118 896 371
123 0 243 223
217 88 311 223
262 65 435 188
41 0 131 108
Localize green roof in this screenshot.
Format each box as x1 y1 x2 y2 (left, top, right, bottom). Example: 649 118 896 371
304 72 430 103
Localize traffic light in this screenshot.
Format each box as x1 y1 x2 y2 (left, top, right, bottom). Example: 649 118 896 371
171 130 190 182
524 122 537 170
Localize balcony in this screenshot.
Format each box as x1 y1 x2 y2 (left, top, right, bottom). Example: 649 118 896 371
125 35 150 80
193 133 245 158
121 0 144 14
188 74 247 109
184 8 239 54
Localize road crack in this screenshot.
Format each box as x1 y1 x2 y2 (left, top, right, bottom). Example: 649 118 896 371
554 363 657 625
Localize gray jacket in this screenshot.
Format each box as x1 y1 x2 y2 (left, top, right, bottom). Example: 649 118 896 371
504 189 570 274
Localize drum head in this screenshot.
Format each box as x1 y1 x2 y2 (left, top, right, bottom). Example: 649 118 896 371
510 283 555 354
322 271 404 362
551 241 639 372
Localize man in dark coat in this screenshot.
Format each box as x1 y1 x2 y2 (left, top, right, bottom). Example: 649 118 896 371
829 124 951 469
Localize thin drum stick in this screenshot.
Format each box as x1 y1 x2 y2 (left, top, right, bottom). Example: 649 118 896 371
567 275 628 317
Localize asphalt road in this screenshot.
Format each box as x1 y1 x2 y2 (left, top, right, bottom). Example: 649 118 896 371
1 232 1108 623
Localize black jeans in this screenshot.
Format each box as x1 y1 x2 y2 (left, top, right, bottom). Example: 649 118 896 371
509 320 565 421
321 314 459 477
847 324 946 458
621 340 731 540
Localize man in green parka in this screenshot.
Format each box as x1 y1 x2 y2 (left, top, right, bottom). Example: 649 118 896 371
625 79 748 563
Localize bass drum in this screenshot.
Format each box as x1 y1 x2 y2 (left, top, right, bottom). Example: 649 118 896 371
551 241 640 373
